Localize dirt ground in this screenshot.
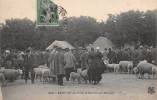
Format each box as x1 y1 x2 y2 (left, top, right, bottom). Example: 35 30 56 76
1 73 157 100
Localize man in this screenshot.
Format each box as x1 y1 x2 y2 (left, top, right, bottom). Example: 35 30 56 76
30 68 35 84
145 48 153 63
53 47 65 85
72 49 81 69
107 48 115 64
80 48 89 70
116 48 122 63
4 50 13 69
23 50 31 83
48 47 57 82
127 48 133 61
17 52 24 69
123 48 130 61
64 48 76 81
0 55 2 67
87 48 95 84
30 51 37 84
95 47 104 83
137 46 147 61
102 48 108 61
48 49 56 71
23 49 33 83
132 48 140 67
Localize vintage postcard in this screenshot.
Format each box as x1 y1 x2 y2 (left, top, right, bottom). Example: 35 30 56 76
0 0 157 100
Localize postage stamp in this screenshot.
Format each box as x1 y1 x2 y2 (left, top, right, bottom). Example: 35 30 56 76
37 0 59 26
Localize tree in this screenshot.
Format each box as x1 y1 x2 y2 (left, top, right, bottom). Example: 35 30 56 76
62 16 101 47
0 9 156 50
102 9 157 47
1 18 36 50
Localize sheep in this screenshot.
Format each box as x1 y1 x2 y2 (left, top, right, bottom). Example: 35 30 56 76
34 65 50 83
136 62 155 79
119 61 133 73
41 68 50 83
70 71 81 84
0 69 22 82
79 69 88 84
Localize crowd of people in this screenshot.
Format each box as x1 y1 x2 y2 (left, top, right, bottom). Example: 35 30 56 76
102 46 156 66
0 45 156 85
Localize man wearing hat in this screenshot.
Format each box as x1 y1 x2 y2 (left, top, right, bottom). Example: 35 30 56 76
4 50 13 69
23 49 33 83
64 48 76 81
53 47 65 85
80 48 89 70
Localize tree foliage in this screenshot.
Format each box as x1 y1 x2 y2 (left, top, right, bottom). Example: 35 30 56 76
0 9 156 50
102 10 157 47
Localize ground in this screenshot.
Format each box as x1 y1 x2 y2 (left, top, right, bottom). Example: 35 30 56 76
1 73 157 100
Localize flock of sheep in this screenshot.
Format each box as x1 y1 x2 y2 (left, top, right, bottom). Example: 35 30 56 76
0 60 157 86
34 65 88 84
34 60 157 84
105 60 157 79
0 65 50 86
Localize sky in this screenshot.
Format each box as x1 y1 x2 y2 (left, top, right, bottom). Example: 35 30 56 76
0 0 156 23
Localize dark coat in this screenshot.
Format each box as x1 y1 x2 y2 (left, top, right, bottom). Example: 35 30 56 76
88 51 104 69
80 52 89 69
53 51 65 75
145 51 153 63
23 54 33 71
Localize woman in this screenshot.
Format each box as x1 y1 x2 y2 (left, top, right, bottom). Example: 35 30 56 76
87 48 104 85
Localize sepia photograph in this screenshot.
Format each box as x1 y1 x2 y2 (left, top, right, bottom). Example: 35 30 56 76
0 0 157 100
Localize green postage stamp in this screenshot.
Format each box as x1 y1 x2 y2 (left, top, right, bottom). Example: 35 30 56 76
37 0 59 26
